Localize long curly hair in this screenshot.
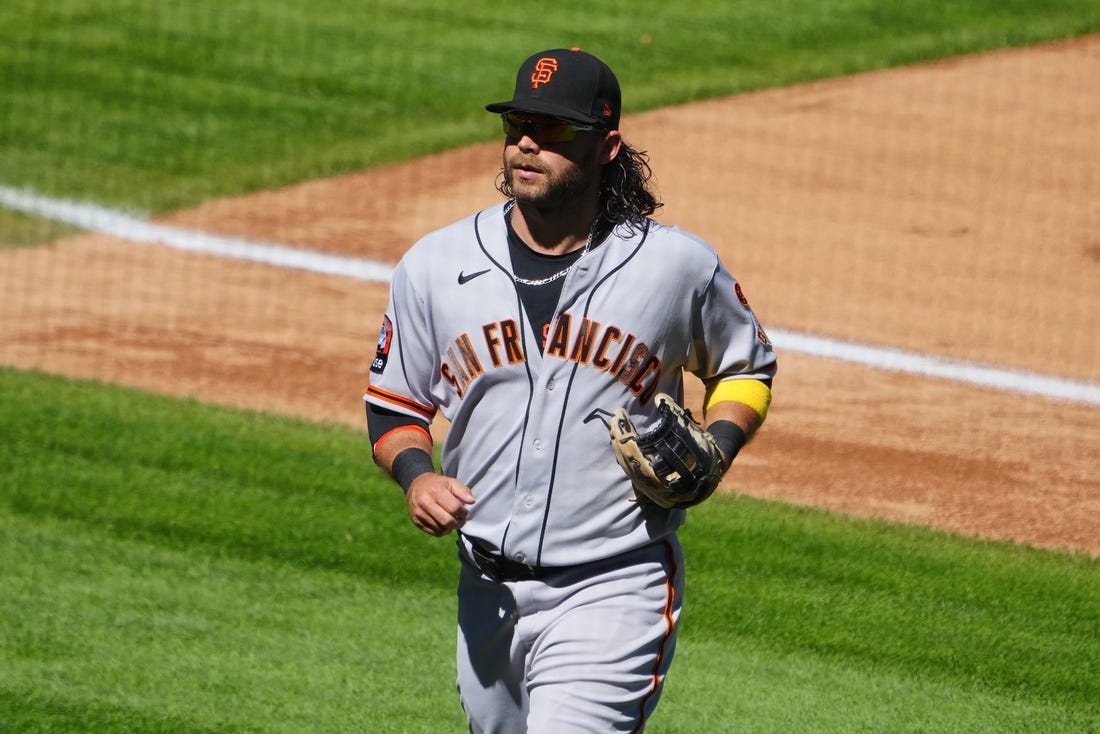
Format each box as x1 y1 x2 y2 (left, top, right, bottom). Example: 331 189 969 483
496 139 663 235
598 141 663 234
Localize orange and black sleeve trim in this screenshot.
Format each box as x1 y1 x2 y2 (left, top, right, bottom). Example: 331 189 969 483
365 385 436 421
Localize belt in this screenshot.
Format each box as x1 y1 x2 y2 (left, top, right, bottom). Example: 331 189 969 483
462 538 561 583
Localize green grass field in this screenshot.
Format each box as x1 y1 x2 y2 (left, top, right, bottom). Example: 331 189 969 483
3 1 1100 731
3 369 1098 732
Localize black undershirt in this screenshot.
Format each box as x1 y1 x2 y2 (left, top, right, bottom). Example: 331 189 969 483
506 216 607 353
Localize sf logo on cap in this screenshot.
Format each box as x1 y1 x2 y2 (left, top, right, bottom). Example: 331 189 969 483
530 57 559 88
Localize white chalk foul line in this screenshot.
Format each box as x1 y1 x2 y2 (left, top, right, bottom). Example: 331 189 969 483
0 186 394 283
3 185 1098 406
769 329 1100 406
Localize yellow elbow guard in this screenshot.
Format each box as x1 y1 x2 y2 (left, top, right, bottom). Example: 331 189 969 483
704 379 772 424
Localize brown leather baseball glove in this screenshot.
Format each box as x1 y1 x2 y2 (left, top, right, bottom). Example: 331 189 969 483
609 393 727 509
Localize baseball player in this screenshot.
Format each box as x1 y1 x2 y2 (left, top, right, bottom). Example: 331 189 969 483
365 48 776 733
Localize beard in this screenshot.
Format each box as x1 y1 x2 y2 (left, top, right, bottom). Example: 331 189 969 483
502 152 596 209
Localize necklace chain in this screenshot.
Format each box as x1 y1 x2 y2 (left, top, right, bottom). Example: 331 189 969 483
506 200 600 287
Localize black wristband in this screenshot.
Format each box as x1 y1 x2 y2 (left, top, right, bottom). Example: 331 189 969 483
708 420 748 466
391 447 435 495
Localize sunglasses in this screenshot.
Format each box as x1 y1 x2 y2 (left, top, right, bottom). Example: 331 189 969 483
501 112 598 144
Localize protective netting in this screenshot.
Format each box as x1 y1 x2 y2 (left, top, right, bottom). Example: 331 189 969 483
2 6 1097 422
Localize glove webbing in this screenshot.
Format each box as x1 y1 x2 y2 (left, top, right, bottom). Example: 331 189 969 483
637 403 711 490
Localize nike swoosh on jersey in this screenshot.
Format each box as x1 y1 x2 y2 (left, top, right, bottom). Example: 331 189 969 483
458 269 491 285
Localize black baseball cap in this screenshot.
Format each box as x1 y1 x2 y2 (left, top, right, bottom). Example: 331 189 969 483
486 48 621 130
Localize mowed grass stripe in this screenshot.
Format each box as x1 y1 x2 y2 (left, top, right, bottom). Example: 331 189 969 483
2 368 1098 732
2 366 448 587
2 0 1098 212
1 513 464 733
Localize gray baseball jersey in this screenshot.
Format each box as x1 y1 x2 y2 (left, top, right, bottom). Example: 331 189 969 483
365 201 776 567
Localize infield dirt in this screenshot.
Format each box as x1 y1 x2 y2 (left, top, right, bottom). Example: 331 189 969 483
3 37 1098 555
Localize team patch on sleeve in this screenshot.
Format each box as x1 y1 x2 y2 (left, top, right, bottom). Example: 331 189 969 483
371 315 394 374
734 282 751 309
733 282 771 346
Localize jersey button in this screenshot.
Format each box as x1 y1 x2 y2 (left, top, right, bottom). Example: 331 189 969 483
514 552 526 563
547 379 556 390
533 439 544 450
523 495 534 507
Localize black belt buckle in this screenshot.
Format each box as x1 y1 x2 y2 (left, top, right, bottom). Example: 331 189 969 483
468 540 538 583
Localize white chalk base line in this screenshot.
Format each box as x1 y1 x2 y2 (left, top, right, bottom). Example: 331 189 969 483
2 186 1097 406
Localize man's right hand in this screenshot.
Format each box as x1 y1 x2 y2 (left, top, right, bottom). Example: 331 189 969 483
406 473 476 537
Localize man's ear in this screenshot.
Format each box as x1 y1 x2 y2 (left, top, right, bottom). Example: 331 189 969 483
598 130 622 165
